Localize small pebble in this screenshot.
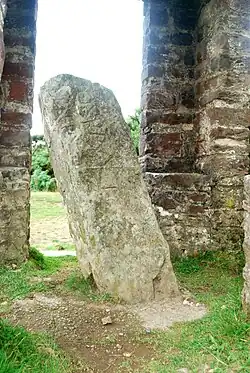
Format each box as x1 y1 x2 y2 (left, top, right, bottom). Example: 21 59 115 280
102 316 112 325
123 352 132 358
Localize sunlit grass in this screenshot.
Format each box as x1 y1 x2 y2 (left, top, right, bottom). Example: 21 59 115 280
0 251 77 303
30 192 65 220
135 251 250 372
0 319 71 373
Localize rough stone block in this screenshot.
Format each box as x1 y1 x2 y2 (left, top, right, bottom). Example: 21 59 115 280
39 74 180 303
146 132 182 157
211 185 243 210
145 173 211 193
145 172 212 255
8 79 28 101
0 166 30 265
0 146 30 168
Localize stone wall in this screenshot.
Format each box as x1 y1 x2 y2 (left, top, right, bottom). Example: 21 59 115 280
195 0 250 250
0 0 37 265
141 0 250 256
0 0 249 264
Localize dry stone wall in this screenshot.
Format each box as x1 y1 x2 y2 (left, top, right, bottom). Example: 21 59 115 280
0 0 37 265
195 0 250 251
142 0 250 256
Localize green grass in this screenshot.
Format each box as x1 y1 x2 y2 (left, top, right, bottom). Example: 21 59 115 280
0 319 70 373
41 241 75 251
0 251 77 303
30 191 73 249
65 271 113 302
3 190 250 373
136 251 250 372
30 192 65 220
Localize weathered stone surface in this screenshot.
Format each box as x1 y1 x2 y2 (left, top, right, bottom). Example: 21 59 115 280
141 0 249 255
39 74 180 303
0 167 30 265
0 0 37 266
242 176 250 317
145 172 212 257
195 0 250 246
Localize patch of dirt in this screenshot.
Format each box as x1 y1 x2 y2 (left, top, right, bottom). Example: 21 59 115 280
132 299 206 330
30 216 72 247
7 283 207 372
9 294 156 372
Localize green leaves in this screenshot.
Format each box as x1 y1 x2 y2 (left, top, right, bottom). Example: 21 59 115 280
126 108 141 155
31 136 56 191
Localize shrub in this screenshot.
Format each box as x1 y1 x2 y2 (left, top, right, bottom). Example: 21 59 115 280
31 168 57 192
126 108 141 155
31 136 56 191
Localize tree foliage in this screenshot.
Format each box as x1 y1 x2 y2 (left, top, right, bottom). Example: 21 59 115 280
126 108 141 155
31 137 56 191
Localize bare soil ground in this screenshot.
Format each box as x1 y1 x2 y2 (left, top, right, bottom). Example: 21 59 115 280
8 291 205 372
10 294 154 373
30 216 72 247
4 262 206 372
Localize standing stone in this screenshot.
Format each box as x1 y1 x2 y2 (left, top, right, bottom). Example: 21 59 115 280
242 176 250 318
39 74 180 303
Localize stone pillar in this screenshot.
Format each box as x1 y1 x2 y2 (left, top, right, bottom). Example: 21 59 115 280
243 175 250 318
142 0 250 256
141 0 198 174
195 0 250 249
141 0 212 257
0 0 37 265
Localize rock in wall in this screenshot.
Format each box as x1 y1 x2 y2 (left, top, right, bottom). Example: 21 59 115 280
39 74 180 303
